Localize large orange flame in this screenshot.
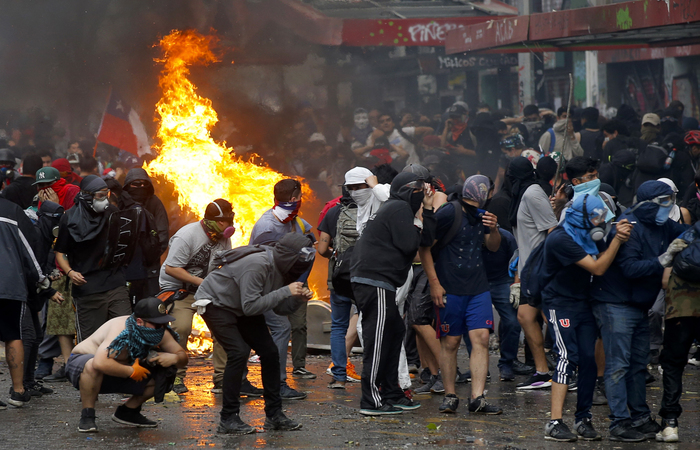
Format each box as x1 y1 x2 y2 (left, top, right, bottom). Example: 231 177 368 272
146 29 290 248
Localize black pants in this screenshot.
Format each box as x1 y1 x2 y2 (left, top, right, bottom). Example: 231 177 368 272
202 304 282 421
127 278 160 309
659 317 700 420
352 282 405 410
22 305 43 384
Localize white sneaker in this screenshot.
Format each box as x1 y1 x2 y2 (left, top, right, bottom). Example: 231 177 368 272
655 419 679 443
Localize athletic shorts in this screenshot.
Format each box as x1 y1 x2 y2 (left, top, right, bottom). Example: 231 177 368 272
0 299 26 342
435 291 493 338
66 353 151 395
407 270 433 326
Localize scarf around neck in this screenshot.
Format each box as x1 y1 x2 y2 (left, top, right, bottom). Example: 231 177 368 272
106 315 179 363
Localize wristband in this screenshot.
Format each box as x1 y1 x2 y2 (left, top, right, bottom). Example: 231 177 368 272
67 269 73 276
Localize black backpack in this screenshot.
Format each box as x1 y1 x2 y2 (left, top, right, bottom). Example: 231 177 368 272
673 224 700 282
519 236 552 308
635 144 669 175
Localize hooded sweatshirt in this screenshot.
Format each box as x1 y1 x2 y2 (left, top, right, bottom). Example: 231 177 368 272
194 233 312 316
538 119 584 160
592 181 688 309
350 172 434 290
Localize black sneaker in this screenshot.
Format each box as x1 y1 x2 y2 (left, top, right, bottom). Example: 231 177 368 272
280 383 307 400
78 408 98 433
545 351 558 371
456 368 469 384
389 397 421 411
574 417 602 441
43 364 67 382
292 368 317 379
512 360 535 375
211 381 223 394
633 418 662 439
413 374 436 394
172 377 188 394
7 388 31 407
499 365 515 382
35 358 53 380
438 394 459 414
645 369 656 385
264 412 302 431
544 420 578 442
0 399 7 410
111 405 157 428
430 375 445 394
359 403 403 416
568 373 578 391
25 381 54 397
468 395 502 415
419 367 431 384
516 372 552 390
460 370 491 383
217 414 256 435
609 420 646 442
240 378 264 397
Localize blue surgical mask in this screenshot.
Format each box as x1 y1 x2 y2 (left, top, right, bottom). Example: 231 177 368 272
655 204 673 225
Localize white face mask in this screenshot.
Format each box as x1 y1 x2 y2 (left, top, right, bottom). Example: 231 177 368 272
349 188 373 206
354 113 369 130
91 198 110 213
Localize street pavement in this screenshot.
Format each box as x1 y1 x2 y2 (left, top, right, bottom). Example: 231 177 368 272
1 347 699 449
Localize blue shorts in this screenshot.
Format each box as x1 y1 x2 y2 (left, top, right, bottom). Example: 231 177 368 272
435 291 493 338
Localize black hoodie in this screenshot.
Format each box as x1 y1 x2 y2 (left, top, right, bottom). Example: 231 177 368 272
350 172 434 290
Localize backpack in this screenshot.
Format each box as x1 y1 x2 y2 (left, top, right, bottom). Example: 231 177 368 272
138 206 162 267
546 128 556 154
212 245 266 267
635 144 668 175
431 199 463 257
519 236 553 308
330 204 359 299
672 224 700 282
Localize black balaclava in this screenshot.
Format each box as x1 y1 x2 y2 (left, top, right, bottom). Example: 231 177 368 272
123 168 154 205
390 171 424 215
273 232 314 284
65 175 110 242
507 157 537 227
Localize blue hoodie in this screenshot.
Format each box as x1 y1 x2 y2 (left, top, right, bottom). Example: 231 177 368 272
591 181 688 309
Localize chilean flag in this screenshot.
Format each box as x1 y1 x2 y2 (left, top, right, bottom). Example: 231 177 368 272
96 89 151 156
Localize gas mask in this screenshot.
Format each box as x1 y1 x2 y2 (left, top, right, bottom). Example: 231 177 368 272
91 198 110 213
354 113 369 130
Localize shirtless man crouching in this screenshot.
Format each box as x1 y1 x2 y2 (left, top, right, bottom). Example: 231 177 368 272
66 296 188 432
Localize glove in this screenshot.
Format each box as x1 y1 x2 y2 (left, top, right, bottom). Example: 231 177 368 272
130 358 151 381
509 283 520 309
658 238 689 268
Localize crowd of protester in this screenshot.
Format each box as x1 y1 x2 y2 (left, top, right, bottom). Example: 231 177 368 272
1 98 700 443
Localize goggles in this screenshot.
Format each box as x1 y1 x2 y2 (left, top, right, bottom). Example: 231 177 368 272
92 190 110 201
404 180 426 191
652 194 675 208
589 208 607 227
299 247 317 262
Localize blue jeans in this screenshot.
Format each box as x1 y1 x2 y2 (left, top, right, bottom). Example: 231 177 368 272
593 302 651 430
330 291 353 381
489 282 521 370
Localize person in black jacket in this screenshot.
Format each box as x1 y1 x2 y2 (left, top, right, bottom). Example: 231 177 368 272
0 154 43 209
350 172 434 416
122 168 169 303
0 197 49 408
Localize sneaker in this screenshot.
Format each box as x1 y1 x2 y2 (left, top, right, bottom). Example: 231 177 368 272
35 358 54 380
43 364 67 382
211 381 223 394
512 360 535 375
592 378 607 405
460 370 491 383
7 388 31 407
407 364 419 374
419 367 431 384
655 418 679 443
240 378 264 397
217 414 256 435
438 394 459 413
0 400 6 410
516 372 552 390
328 379 346 389
292 368 316 379
326 362 333 376
359 404 403 416
280 383 307 400
78 408 98 433
544 420 578 442
568 373 578 391
24 381 54 397
248 354 260 363
499 365 515 382
346 361 361 382
455 368 469 384
172 377 188 394
111 405 157 428
688 348 700 366
633 418 662 439
413 374 436 395
609 420 646 442
430 376 445 394
574 417 602 441
468 395 502 415
545 351 558 371
390 396 421 411
264 412 302 431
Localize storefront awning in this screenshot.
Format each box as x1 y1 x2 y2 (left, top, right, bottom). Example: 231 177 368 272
445 0 700 55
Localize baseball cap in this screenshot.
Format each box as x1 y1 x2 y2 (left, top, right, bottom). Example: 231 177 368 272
448 103 468 117
642 113 660 126
33 167 61 185
204 198 234 221
134 297 175 324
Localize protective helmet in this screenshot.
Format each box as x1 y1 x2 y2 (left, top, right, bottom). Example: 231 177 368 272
499 134 525 149
402 163 431 181
684 130 700 147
